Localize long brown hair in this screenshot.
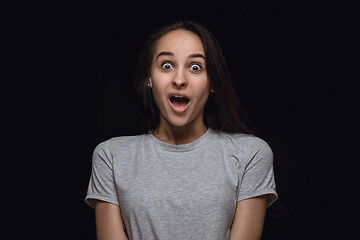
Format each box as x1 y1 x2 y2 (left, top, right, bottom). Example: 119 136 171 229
135 20 254 134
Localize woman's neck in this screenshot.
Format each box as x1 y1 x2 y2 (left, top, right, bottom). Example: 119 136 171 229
152 116 208 145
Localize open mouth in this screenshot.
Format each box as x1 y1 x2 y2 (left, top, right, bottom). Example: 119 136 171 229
169 95 190 113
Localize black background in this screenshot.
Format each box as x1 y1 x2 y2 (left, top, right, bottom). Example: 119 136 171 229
21 2 338 239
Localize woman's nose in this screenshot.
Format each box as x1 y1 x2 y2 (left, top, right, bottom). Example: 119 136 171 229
172 71 188 88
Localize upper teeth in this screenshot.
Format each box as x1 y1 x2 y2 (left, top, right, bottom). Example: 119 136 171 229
173 95 184 98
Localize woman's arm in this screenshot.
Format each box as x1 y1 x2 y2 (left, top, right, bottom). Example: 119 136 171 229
95 200 128 240
229 195 268 240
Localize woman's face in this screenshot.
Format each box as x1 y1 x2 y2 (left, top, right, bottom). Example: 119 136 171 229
149 29 210 128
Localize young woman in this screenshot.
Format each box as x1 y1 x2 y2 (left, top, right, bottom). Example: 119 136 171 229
85 21 277 240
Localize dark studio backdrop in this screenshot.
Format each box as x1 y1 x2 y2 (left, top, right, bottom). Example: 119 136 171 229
50 2 337 239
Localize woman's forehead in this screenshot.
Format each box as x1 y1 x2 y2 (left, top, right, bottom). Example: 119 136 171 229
154 29 204 58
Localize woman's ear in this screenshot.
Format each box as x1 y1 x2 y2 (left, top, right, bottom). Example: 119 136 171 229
210 89 216 94
148 78 152 88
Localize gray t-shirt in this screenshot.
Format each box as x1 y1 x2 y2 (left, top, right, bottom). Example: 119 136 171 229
85 128 277 240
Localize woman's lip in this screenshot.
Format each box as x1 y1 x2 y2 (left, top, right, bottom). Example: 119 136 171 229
168 92 191 100
168 98 190 113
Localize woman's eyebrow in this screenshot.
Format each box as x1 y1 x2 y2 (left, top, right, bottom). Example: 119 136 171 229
188 53 205 59
156 51 174 59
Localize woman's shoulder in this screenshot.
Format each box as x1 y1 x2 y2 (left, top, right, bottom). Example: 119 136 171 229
94 133 148 153
213 129 272 154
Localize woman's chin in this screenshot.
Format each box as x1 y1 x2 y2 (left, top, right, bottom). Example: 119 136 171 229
160 113 192 128
167 118 191 128
160 107 205 129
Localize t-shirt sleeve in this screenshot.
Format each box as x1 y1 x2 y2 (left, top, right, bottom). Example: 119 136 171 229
237 138 278 207
85 141 120 208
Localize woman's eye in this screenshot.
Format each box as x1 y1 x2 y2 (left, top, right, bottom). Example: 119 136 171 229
189 63 202 72
161 62 173 70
